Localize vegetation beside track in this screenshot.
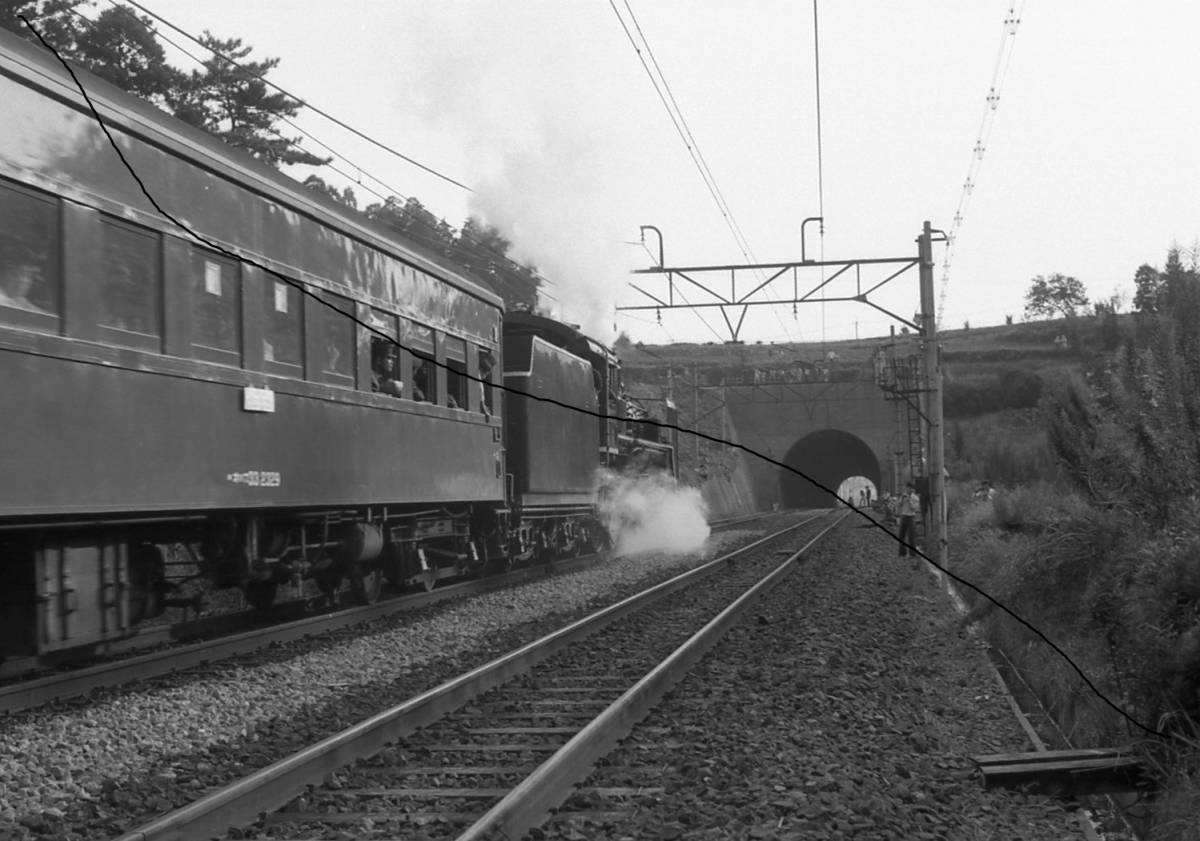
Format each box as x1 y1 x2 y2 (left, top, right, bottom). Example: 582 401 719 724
944 250 1200 840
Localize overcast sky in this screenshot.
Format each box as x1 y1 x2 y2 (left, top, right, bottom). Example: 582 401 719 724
136 1 1200 346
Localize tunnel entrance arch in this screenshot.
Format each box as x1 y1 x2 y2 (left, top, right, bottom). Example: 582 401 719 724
780 428 882 509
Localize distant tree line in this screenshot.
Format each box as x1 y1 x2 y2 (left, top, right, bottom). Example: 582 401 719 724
2 0 542 312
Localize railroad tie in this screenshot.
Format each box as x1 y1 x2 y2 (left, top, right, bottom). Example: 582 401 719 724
972 748 1151 797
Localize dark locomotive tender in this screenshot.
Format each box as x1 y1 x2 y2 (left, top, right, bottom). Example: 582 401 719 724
0 29 674 663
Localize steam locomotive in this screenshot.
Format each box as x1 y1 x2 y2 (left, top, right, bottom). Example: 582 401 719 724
0 29 674 662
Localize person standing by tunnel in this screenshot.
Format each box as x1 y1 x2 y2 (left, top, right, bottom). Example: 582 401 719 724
897 481 919 557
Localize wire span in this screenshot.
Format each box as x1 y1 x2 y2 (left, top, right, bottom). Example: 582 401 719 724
116 0 472 191
611 1 798 344
937 1 1026 325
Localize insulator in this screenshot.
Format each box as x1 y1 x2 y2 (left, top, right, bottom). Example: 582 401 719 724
974 142 985 159
656 307 661 324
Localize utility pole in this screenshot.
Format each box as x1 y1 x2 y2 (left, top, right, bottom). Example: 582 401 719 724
918 221 947 568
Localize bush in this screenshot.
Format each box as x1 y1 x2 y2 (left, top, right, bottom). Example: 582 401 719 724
946 412 1057 485
1103 522 1200 725
989 481 1093 533
944 367 1044 417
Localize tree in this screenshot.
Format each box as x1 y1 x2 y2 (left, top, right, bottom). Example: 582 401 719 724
365 196 455 255
1024 273 1089 320
72 5 181 106
1 0 85 51
1133 263 1163 314
4 3 328 171
302 175 357 209
170 33 327 167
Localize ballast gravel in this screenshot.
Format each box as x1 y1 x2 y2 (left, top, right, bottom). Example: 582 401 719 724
0 524 763 841
543 522 1088 840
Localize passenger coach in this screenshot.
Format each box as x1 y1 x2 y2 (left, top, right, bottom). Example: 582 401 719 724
0 29 504 659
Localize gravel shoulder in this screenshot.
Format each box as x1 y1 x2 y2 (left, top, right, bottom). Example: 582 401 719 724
0 524 777 840
544 520 1088 840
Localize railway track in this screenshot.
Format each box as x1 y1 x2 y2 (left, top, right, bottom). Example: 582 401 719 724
110 511 843 841
0 557 596 715
0 512 781 715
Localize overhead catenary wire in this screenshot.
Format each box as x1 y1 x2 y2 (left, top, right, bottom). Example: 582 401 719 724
611 1 800 345
812 0 827 351
937 0 1026 326
84 0 569 308
18 13 1172 743
635 241 726 344
117 0 472 192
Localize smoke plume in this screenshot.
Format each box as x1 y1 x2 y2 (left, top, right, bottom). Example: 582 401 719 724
596 470 711 556
395 4 641 340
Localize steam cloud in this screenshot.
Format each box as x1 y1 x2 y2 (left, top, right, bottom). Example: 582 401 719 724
395 4 643 340
596 470 711 556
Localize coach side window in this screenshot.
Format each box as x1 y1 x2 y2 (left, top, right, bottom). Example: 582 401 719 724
477 345 495 418
444 336 468 410
0 179 60 328
263 278 302 368
191 249 241 363
410 322 435 404
319 291 355 385
368 309 402 397
99 216 161 348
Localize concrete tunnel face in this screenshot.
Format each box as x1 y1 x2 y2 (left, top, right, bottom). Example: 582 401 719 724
780 428 882 509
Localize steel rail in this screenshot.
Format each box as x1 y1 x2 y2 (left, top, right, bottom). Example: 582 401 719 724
924 563 1113 841
3 513 771 713
110 511 828 841
455 511 848 840
1 553 595 714
707 511 776 529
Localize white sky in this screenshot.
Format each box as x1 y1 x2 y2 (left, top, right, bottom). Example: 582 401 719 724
137 1 1200 345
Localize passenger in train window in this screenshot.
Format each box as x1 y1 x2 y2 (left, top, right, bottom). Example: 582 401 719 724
412 359 430 402
0 261 48 313
370 341 403 397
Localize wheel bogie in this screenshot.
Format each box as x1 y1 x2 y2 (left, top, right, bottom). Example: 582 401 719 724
0 503 609 662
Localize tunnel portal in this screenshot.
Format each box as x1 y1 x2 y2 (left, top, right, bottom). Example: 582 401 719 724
780 428 882 509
